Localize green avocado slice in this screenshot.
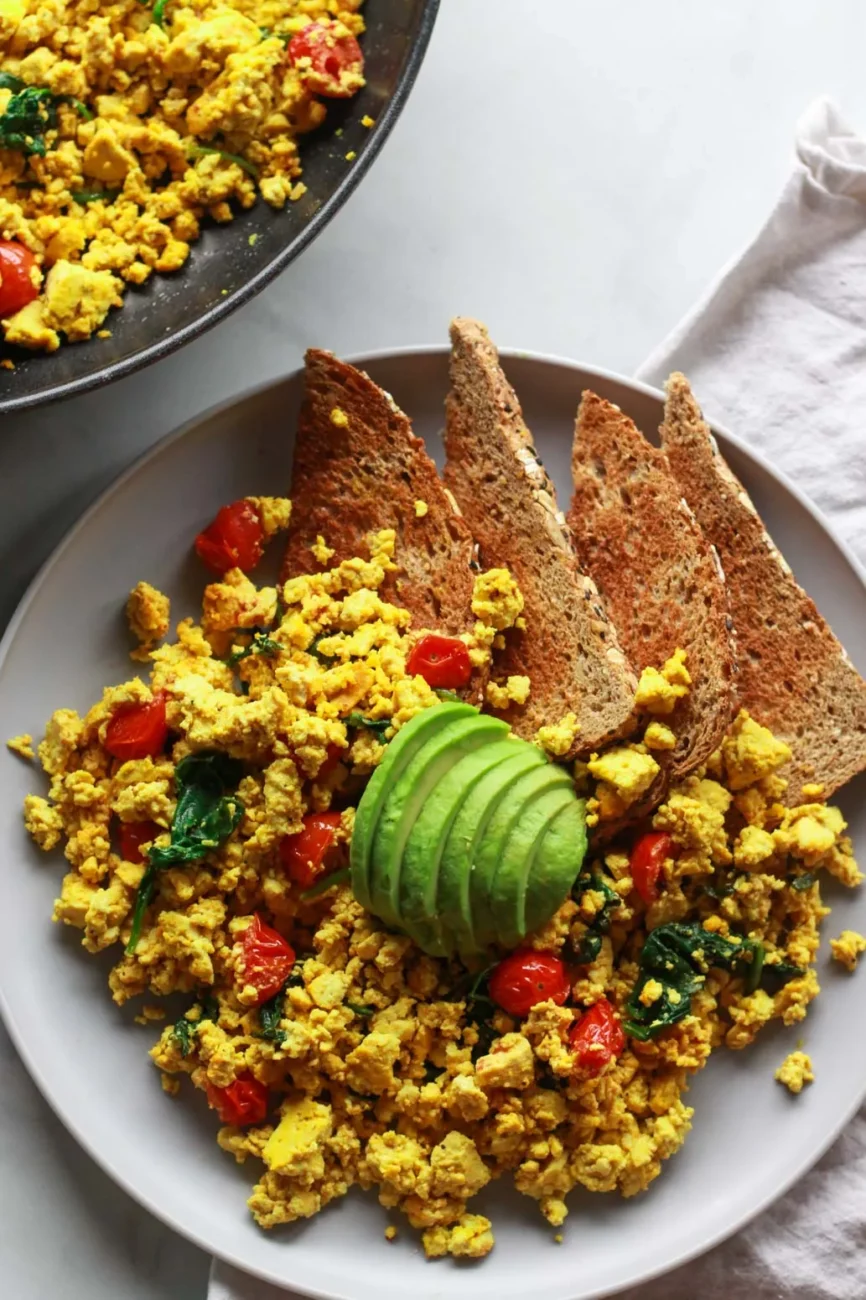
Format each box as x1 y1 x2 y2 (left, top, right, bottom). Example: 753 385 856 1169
436 744 548 957
368 713 509 930
469 762 573 950
519 797 588 939
350 701 477 912
490 783 579 950
399 737 534 955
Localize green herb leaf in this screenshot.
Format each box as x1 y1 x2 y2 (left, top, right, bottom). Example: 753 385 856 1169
256 982 288 1045
152 0 170 26
791 872 816 892
71 188 120 205
435 689 463 703
299 867 350 901
188 143 259 179
623 922 801 1040
126 752 244 954
0 72 24 93
345 711 391 737
56 95 93 120
573 868 620 932
226 630 282 667
0 85 57 156
570 930 603 964
171 992 218 1057
308 632 336 662
346 1002 375 1018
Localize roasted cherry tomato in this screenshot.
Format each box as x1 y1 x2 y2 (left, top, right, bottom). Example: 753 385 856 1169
118 819 162 864
280 811 343 889
104 693 168 762
630 830 674 906
194 499 265 574
0 239 38 319
287 22 364 98
206 1075 269 1126
405 634 472 690
318 743 344 778
489 949 571 1018
569 998 625 1075
240 913 296 1004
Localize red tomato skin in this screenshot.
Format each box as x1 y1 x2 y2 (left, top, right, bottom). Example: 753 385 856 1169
489 949 571 1018
630 831 674 905
318 743 344 777
240 914 295 1004
0 240 38 318
194 499 265 574
118 820 162 864
279 812 342 889
206 1075 269 1126
405 634 472 690
104 693 168 762
287 23 364 98
569 998 625 1075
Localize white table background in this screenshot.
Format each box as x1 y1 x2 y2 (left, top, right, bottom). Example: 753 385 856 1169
3 1 866 1295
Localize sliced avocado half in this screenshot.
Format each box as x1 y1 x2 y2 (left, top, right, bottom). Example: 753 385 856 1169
521 798 587 937
468 762 573 950
350 701 477 912
368 713 509 929
436 744 547 957
399 737 534 955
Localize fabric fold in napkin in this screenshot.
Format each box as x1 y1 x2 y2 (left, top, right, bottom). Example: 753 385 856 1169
210 97 866 1300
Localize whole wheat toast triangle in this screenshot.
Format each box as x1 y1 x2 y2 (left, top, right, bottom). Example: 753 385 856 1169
443 317 637 757
568 389 736 783
281 349 478 644
661 371 866 803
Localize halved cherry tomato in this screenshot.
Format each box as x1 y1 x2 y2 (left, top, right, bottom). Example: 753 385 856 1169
280 811 342 889
194 499 265 574
206 1075 269 1126
0 239 38 319
118 820 162 864
240 913 296 1004
318 743 344 778
104 693 168 762
287 22 364 98
569 998 625 1075
405 634 472 690
630 831 674 906
489 949 570 1018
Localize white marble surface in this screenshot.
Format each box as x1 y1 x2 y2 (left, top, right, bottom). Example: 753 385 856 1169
4 1 866 1296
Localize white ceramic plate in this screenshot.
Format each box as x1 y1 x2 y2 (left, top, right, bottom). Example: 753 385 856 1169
2 349 866 1300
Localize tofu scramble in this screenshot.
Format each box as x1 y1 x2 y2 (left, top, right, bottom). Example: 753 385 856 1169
16 495 865 1259
0 0 365 353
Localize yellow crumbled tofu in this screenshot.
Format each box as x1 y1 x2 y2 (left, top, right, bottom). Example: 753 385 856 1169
471 568 525 630
643 721 677 751
634 649 691 715
361 114 375 127
7 733 34 760
310 535 335 566
536 712 580 757
733 825 776 871
830 930 866 972
384 1225 397 1241
422 1214 495 1260
126 582 171 651
263 1097 333 1176
246 497 292 540
588 745 660 816
775 1051 814 1094
330 407 350 428
486 676 531 709
345 151 357 161
414 500 429 518
722 709 792 790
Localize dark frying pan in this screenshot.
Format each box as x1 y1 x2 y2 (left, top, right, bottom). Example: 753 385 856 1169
0 0 439 415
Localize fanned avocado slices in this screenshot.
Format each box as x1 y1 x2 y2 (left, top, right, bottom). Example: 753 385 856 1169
468 762 574 950
368 712 508 928
437 744 547 956
491 787 586 949
350 701 476 912
521 798 587 937
400 737 530 955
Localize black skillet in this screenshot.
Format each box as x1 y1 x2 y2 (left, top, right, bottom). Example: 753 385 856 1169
0 0 439 414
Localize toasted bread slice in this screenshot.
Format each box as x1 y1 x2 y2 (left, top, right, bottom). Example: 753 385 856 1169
443 318 637 756
282 349 477 640
568 391 735 782
661 372 866 803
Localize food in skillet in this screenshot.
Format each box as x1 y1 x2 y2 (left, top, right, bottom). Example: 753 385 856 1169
0 1 365 357
14 322 866 1260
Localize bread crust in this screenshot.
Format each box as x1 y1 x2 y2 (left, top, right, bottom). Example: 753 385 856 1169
661 372 866 803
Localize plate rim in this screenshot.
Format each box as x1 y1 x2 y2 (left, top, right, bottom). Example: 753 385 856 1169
2 344 865 1299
